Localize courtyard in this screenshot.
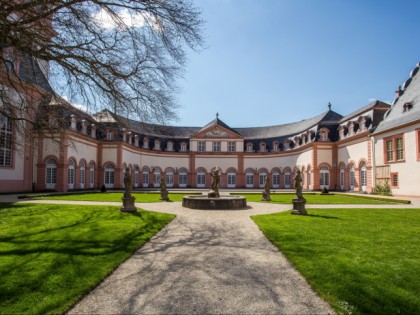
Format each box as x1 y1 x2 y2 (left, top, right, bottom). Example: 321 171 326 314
0 192 419 314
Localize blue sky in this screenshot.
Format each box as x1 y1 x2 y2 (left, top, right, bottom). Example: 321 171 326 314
173 0 420 127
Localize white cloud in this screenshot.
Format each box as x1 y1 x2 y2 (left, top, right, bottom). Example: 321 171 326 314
62 96 87 112
92 8 157 30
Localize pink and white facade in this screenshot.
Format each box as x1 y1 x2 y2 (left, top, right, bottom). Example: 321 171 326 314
1 59 420 197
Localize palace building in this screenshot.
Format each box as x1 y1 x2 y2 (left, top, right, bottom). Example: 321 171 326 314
1 51 419 196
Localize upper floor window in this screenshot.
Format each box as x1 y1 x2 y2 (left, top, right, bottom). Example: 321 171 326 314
260 143 266 152
273 142 279 152
228 141 236 152
0 116 13 166
246 143 253 153
167 142 173 151
384 135 404 163
320 131 328 142
198 141 206 152
213 141 221 152
106 130 114 140
154 140 160 150
143 138 149 149
180 143 187 152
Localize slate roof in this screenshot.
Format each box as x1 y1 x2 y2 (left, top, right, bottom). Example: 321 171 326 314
373 62 420 134
18 52 54 93
338 100 391 124
100 109 343 140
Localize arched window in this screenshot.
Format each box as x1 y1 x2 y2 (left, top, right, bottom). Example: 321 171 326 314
166 170 174 188
227 170 236 188
272 171 280 188
340 165 345 190
0 115 13 166
349 165 355 190
153 169 161 188
179 169 188 188
142 168 149 187
259 171 267 188
319 166 329 188
197 169 206 188
360 163 367 192
45 159 57 189
89 162 95 188
307 167 311 187
134 167 139 188
79 161 86 188
104 164 115 188
245 170 254 188
68 160 75 189
284 169 291 188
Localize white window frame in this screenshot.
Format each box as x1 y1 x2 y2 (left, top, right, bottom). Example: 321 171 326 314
166 172 174 187
350 165 355 190
197 171 206 188
79 161 85 189
179 172 187 188
246 172 254 188
68 160 75 189
198 141 206 152
142 171 149 187
272 172 280 188
104 164 115 188
259 173 267 188
134 167 139 188
45 159 57 189
340 167 345 190
153 171 161 188
319 166 330 189
213 141 221 152
228 141 236 152
0 115 13 167
284 170 291 188
227 171 236 188
89 162 95 188
360 163 367 192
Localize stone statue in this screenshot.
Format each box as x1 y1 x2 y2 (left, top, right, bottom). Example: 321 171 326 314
123 167 132 197
294 169 303 199
160 176 169 201
208 168 220 198
211 169 220 191
121 167 136 212
262 176 271 201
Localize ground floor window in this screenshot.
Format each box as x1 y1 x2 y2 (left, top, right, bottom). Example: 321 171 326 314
340 167 345 189
319 166 329 187
89 162 95 187
246 172 254 188
350 165 355 189
272 173 280 187
134 168 139 187
259 173 267 188
153 172 161 188
360 163 367 191
197 172 206 187
227 172 236 188
284 171 291 188
68 160 75 189
166 172 174 187
0 115 12 166
79 161 85 188
142 171 149 187
46 159 57 189
179 172 187 187
104 164 115 188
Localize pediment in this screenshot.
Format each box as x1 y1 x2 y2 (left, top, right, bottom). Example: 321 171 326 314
191 124 243 139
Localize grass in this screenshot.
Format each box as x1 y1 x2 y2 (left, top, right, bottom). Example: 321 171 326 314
33 192 199 202
252 208 420 314
232 193 395 204
0 203 175 315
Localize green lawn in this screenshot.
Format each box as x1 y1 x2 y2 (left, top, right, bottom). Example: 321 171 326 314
33 192 199 202
0 203 175 315
252 208 420 314
233 193 394 204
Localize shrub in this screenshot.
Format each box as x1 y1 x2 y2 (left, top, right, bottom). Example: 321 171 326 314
100 184 107 193
372 180 392 196
320 187 329 194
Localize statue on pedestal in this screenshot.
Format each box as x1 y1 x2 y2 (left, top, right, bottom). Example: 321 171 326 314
208 168 220 198
121 167 137 212
160 176 170 201
262 177 271 201
291 169 307 215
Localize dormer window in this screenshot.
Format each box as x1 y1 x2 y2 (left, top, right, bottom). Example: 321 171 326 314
320 131 327 141
403 102 413 112
143 138 149 149
246 143 253 153
167 142 173 151
260 143 266 152
154 140 161 150
106 130 114 140
180 142 187 152
273 142 279 152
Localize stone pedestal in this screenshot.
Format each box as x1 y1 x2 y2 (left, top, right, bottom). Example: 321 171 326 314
208 190 220 198
160 191 170 201
291 198 307 215
262 191 271 201
121 196 137 212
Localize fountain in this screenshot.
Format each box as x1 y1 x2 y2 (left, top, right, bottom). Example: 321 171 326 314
182 168 247 210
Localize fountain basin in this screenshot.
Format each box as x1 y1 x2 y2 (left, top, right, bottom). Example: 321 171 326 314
182 195 247 210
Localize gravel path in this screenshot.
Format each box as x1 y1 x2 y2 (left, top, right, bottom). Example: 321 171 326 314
68 202 334 314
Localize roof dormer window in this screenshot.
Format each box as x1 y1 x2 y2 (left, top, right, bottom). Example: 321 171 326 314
403 102 413 112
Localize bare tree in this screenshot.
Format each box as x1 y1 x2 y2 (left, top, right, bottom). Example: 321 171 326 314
0 0 204 128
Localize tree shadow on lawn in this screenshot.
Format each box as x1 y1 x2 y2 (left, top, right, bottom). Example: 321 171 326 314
0 204 174 315
306 214 340 220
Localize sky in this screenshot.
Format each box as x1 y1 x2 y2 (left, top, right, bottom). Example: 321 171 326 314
172 0 420 127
